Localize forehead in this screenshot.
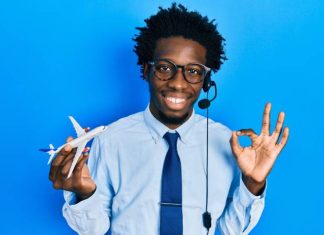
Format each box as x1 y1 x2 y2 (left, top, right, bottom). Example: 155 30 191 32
153 36 207 65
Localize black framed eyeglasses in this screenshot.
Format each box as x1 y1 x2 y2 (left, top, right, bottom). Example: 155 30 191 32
148 59 211 84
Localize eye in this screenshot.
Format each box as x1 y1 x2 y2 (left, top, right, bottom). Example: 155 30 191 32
186 67 203 75
156 64 172 73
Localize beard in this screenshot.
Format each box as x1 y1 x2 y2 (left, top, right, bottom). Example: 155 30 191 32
157 109 190 126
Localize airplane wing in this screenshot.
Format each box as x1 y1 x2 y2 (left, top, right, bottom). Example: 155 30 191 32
68 116 86 137
67 140 87 178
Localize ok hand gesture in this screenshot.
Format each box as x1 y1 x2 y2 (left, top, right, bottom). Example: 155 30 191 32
230 103 289 195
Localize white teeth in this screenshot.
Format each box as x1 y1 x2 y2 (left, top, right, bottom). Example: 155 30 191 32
166 97 185 104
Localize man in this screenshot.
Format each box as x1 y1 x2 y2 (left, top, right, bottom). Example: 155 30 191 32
49 4 289 235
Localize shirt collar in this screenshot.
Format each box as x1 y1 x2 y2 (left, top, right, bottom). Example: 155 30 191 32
143 104 196 144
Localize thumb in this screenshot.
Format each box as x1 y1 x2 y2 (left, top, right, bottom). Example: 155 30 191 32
230 131 243 158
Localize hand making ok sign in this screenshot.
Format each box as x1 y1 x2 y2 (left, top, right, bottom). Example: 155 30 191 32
230 103 289 195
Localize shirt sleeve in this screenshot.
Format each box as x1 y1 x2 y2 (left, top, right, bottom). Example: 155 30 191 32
217 174 266 235
62 135 114 235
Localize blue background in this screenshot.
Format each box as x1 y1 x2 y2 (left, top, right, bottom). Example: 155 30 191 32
1 0 323 234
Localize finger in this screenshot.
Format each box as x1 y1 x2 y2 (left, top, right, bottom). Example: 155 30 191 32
51 148 76 182
261 102 271 136
58 141 73 157
50 137 75 187
82 147 90 154
237 128 260 148
59 136 74 154
49 138 73 182
237 129 258 139
49 154 66 182
272 112 285 140
74 153 89 178
276 127 289 150
51 152 74 189
230 131 243 157
59 149 77 179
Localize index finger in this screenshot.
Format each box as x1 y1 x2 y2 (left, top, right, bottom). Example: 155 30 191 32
261 102 271 135
58 136 74 156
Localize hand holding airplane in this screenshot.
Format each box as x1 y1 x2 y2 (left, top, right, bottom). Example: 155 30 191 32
40 116 106 199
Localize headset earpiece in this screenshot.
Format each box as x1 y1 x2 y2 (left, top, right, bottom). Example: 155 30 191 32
202 73 211 92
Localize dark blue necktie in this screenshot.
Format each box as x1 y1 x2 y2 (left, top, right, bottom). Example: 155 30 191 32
160 132 183 235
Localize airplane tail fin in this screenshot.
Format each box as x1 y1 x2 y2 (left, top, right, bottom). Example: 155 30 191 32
39 144 56 152
39 144 57 165
47 151 56 165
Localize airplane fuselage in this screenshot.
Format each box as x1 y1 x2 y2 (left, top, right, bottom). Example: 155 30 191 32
54 125 106 154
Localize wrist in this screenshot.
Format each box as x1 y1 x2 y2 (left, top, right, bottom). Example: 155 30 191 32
242 174 266 196
76 185 97 202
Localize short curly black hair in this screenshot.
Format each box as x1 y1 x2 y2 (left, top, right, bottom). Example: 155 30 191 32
133 3 226 77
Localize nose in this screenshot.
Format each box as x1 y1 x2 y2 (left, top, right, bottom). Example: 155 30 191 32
167 67 188 90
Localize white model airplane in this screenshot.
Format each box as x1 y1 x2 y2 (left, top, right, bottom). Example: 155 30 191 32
40 116 106 178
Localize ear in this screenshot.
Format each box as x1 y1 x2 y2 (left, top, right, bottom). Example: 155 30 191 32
143 63 150 81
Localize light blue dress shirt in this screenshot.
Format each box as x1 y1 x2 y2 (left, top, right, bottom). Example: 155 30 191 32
63 106 265 235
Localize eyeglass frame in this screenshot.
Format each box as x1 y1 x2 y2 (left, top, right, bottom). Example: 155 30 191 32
148 59 211 84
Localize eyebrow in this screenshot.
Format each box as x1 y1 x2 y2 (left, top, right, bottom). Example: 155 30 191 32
154 57 206 66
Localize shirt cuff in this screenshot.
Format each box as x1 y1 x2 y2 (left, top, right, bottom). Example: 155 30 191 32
63 188 99 212
237 176 266 208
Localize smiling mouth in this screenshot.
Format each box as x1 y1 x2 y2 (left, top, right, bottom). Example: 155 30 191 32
165 96 186 104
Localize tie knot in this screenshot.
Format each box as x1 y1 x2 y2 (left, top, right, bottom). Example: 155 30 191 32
163 132 179 149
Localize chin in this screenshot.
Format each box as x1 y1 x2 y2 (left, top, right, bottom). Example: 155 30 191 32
158 109 190 126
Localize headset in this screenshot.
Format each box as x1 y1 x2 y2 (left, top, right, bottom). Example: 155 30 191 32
198 73 217 234
198 73 217 109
